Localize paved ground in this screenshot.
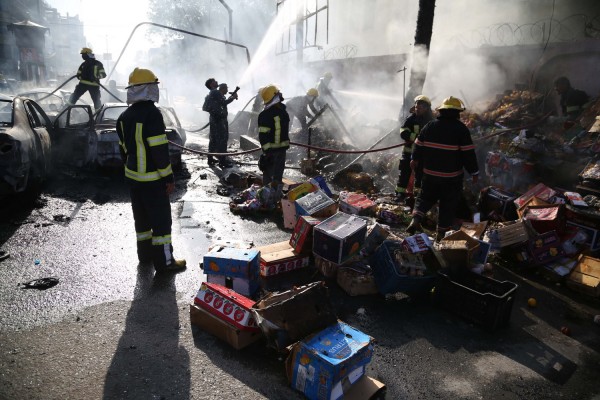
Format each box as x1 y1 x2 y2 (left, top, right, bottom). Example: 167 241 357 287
0 132 599 400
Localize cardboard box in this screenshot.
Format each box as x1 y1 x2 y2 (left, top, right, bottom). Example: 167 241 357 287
566 221 600 251
309 175 333 197
472 240 491 265
289 215 322 254
514 183 557 208
257 241 310 277
286 321 374 400
252 281 337 352
336 265 378 296
295 189 338 219
189 304 262 350
567 254 600 297
203 246 260 280
338 191 376 216
527 231 566 266
313 212 367 264
281 198 297 229
442 231 480 260
193 282 259 331
206 274 260 298
485 220 530 249
287 182 318 202
521 204 566 234
460 221 488 240
361 223 391 256
401 233 432 253
479 186 518 221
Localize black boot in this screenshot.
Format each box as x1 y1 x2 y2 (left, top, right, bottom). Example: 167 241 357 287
406 219 423 235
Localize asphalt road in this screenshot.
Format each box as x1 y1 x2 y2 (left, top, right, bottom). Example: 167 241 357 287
0 133 599 400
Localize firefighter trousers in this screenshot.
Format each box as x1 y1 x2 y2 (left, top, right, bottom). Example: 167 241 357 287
208 116 229 164
69 83 102 110
412 174 463 231
129 183 174 270
262 148 287 188
396 156 423 194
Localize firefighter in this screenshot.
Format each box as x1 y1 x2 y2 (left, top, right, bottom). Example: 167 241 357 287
395 95 434 202
203 82 238 167
315 72 339 109
406 96 479 241
554 76 590 122
258 84 290 194
286 88 319 132
68 48 106 111
116 68 186 273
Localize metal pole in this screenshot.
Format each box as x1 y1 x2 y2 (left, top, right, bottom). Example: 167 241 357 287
106 22 251 81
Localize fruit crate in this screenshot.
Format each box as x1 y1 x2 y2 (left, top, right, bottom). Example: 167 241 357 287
371 240 437 295
434 269 518 331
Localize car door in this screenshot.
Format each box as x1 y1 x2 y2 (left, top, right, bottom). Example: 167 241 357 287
53 105 96 167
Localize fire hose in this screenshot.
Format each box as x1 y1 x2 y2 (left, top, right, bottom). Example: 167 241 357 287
168 140 407 157
31 75 78 101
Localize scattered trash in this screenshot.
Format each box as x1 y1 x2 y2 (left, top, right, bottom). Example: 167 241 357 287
199 173 208 180
34 259 41 265
216 187 230 196
356 307 366 315
20 277 59 290
0 251 9 262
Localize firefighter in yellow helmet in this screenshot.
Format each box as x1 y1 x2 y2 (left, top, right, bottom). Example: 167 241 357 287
116 67 186 273
406 96 479 241
395 94 434 203
285 88 319 133
67 47 106 111
258 84 290 194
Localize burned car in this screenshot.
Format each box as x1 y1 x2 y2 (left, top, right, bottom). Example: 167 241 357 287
17 89 72 121
93 103 187 169
0 94 52 197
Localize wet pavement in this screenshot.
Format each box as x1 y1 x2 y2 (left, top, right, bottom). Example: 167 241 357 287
0 132 599 400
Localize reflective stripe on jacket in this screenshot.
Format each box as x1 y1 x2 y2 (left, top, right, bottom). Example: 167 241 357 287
258 103 290 151
116 101 174 184
400 113 433 156
77 59 106 87
412 116 479 178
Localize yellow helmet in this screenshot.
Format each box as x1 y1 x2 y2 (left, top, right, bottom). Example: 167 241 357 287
414 95 431 105
80 47 93 54
306 88 319 97
436 96 465 111
127 67 159 88
261 84 280 104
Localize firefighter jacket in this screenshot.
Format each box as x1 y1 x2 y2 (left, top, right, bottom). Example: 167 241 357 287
76 59 106 87
286 95 318 117
412 116 479 179
258 104 290 152
560 87 590 119
116 101 174 186
400 113 433 157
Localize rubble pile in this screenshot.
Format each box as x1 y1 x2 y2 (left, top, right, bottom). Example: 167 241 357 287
463 89 545 129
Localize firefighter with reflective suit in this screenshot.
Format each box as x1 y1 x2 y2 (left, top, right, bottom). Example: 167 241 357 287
68 47 106 111
406 96 479 241
258 84 290 195
395 95 434 202
116 68 186 273
286 88 319 133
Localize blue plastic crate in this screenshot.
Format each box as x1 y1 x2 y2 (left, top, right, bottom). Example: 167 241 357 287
371 240 436 295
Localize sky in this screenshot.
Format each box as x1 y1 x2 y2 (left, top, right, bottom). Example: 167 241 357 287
46 0 152 66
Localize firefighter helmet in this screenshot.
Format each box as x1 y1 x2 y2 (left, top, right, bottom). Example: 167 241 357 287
127 68 159 88
436 96 465 111
80 47 93 54
261 84 280 104
306 88 319 97
323 72 333 80
414 95 431 105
